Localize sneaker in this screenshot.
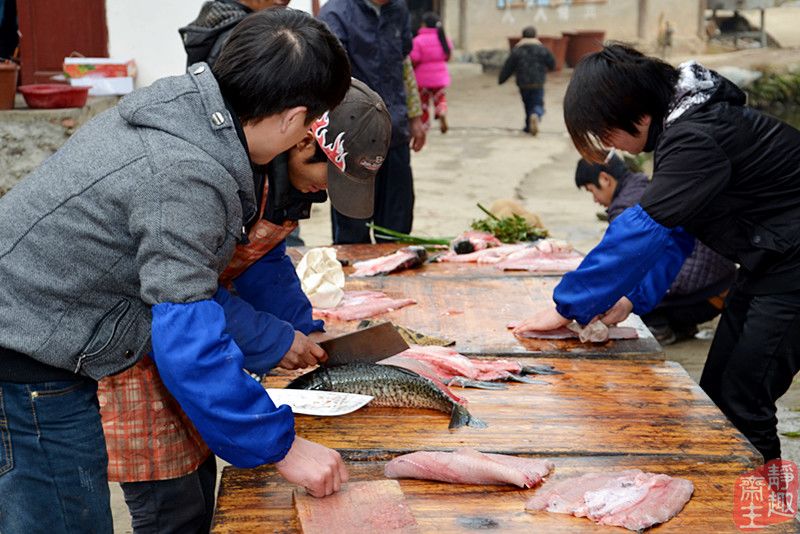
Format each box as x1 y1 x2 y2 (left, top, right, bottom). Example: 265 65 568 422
673 325 699 343
439 115 448 134
528 114 539 136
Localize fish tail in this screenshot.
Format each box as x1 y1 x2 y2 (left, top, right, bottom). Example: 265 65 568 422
449 404 488 429
520 364 564 376
448 377 508 390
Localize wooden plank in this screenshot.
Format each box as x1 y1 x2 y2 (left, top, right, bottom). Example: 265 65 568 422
289 244 575 278
213 456 800 533
293 480 420 534
265 359 760 463
316 276 663 359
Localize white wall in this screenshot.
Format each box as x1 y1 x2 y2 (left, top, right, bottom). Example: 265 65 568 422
105 1 324 88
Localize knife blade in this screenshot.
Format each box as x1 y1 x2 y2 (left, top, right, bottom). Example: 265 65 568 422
319 322 410 367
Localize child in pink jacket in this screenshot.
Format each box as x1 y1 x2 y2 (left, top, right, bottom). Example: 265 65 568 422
410 12 454 133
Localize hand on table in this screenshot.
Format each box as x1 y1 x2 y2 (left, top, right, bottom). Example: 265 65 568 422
277 331 327 370
409 116 426 152
275 437 349 498
512 307 570 335
600 297 634 326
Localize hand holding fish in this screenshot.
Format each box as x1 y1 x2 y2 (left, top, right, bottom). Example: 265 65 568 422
600 296 634 326
275 437 349 498
278 331 328 370
512 307 571 335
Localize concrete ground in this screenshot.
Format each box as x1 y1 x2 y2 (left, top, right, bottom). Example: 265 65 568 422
111 54 800 531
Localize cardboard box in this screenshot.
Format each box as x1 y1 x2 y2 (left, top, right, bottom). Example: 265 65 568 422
63 58 137 80
64 58 136 96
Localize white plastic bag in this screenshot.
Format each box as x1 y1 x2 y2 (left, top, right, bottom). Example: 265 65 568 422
295 247 345 308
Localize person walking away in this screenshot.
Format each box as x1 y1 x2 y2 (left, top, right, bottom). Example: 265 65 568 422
410 12 453 134
498 26 555 136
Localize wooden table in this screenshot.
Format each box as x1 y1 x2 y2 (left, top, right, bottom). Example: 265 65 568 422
263 359 759 463
320 275 663 359
213 455 799 533
289 243 578 278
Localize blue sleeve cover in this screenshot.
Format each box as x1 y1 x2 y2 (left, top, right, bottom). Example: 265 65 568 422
232 241 324 335
151 300 295 467
213 286 296 373
626 229 695 315
554 205 692 324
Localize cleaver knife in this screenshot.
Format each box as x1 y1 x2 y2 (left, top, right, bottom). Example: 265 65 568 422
319 322 410 367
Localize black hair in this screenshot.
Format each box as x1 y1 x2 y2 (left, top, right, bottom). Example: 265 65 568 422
574 154 628 188
563 43 678 162
213 8 351 125
522 26 537 38
423 12 450 60
306 139 328 165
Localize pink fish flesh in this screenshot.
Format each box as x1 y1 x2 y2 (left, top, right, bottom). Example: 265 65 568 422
313 290 416 321
380 345 560 385
496 240 583 273
510 321 639 342
439 244 528 263
385 448 554 488
450 231 503 254
526 470 694 531
351 246 427 277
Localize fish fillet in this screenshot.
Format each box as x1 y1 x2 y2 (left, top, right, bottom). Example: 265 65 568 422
351 246 426 277
525 470 694 531
510 322 639 342
313 290 416 321
385 448 553 488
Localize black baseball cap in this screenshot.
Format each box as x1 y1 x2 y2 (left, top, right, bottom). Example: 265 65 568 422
310 78 391 219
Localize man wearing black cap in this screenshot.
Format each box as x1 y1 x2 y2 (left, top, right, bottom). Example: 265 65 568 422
97 78 391 532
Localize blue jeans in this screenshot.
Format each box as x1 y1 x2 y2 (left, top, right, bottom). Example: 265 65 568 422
520 87 545 131
0 379 112 534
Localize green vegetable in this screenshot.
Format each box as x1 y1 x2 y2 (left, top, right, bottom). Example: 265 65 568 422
367 223 452 246
781 431 800 439
470 203 548 243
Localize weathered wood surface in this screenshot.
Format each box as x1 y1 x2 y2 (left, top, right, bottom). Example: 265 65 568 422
293 480 419 534
213 456 799 533
289 244 577 278
265 359 760 463
316 275 663 359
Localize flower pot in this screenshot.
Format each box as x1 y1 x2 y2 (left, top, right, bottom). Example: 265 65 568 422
564 30 605 68
508 36 522 50
0 62 19 110
18 84 89 109
538 35 568 71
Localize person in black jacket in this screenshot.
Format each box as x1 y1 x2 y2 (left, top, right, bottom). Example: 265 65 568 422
498 26 555 136
515 44 800 462
575 154 736 345
179 0 289 68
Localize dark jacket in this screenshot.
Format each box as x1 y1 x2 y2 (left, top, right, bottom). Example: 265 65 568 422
320 0 412 147
641 77 800 294
179 0 251 69
608 171 736 298
498 38 555 89
553 71 800 324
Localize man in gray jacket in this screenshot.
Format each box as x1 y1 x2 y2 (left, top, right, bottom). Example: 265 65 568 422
0 9 351 532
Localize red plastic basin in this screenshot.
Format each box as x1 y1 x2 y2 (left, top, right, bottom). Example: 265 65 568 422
18 84 89 109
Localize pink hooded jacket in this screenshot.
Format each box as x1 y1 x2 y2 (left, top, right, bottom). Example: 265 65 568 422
410 27 453 89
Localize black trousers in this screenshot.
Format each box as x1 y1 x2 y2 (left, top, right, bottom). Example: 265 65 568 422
121 455 217 534
330 143 414 244
699 288 800 461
